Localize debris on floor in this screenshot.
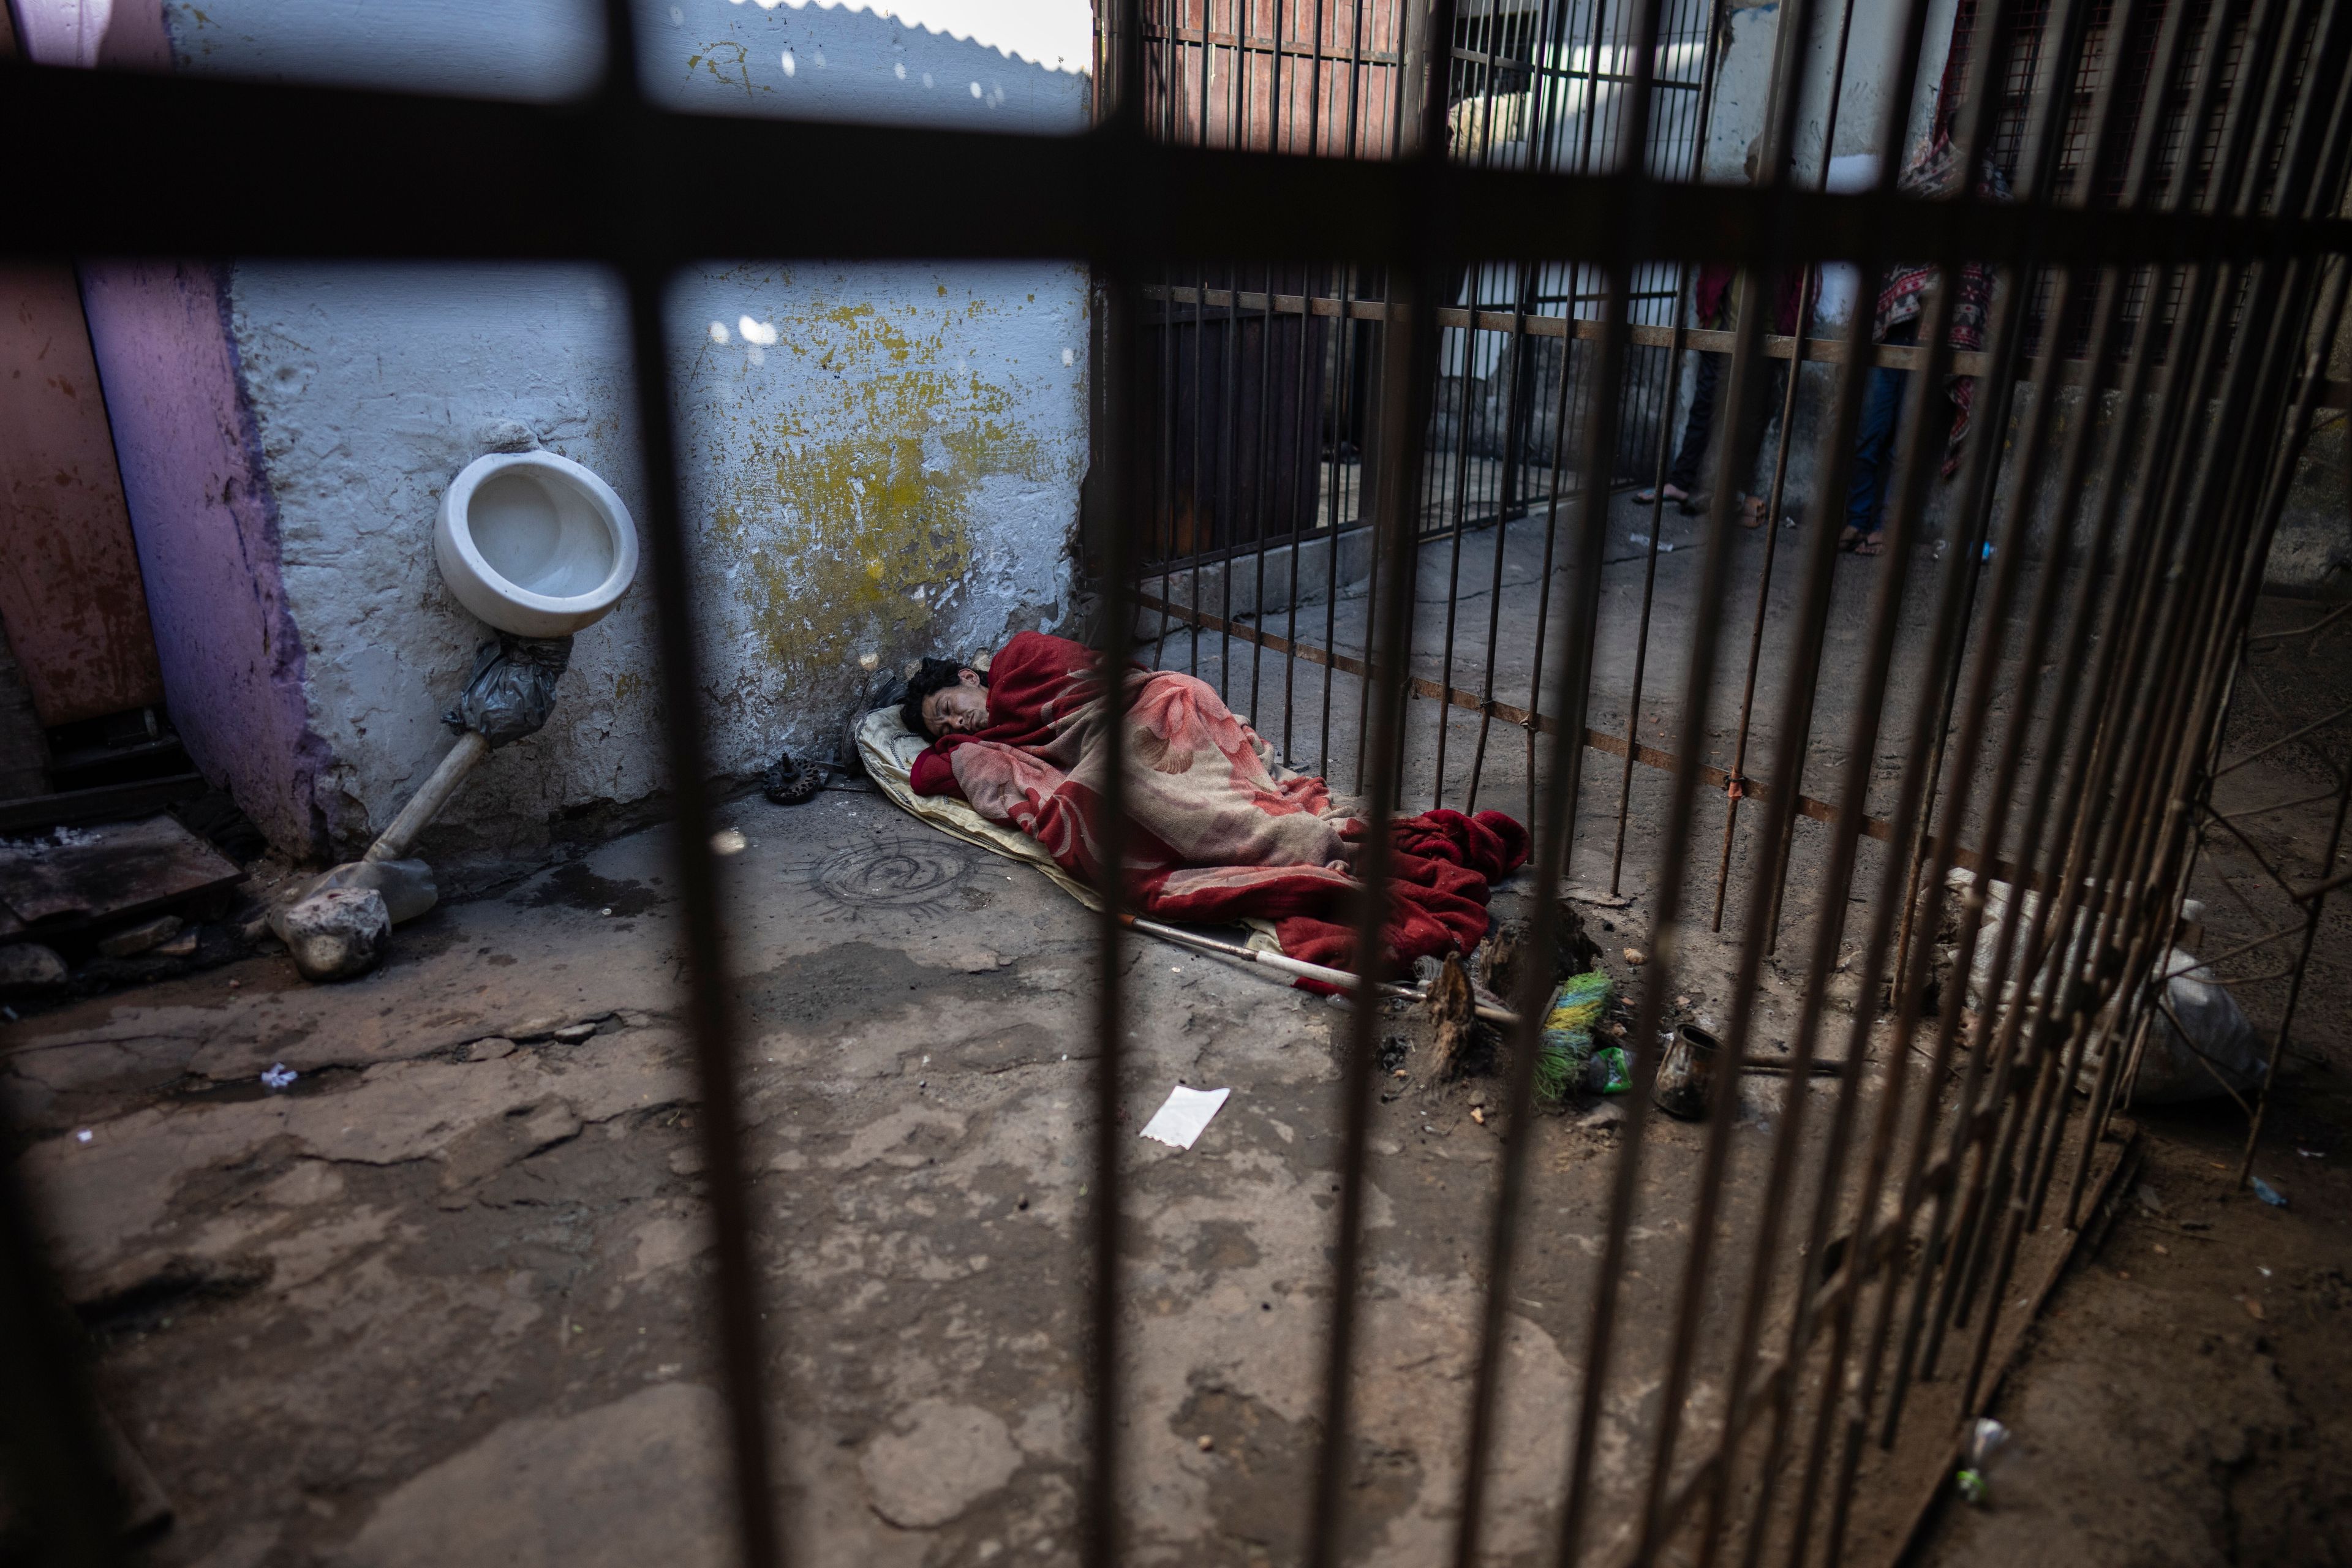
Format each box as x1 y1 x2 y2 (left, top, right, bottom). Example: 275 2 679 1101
0 940 66 993
1139 1085 1231 1150
269 885 390 982
1955 1417 2011 1506
1422 951 1476 1077
0 815 241 935
1652 1023 1721 1121
1536 970 1613 1104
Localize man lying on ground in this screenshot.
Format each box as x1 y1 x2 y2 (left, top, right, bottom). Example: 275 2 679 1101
901 630 1528 975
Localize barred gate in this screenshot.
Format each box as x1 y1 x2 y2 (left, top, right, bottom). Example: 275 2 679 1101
5 0 2350 1564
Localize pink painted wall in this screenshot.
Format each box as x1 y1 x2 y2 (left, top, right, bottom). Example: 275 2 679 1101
78 260 330 854
4 0 168 69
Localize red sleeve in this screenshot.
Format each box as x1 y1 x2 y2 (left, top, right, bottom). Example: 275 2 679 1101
1694 263 1736 328
910 748 964 798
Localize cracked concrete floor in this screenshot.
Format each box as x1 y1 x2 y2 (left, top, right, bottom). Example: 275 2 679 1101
4 783 1880 1568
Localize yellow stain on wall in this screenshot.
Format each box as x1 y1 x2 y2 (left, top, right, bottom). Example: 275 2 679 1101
706 296 1071 677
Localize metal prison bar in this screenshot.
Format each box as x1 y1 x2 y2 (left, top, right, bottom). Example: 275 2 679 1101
3 0 2350 1563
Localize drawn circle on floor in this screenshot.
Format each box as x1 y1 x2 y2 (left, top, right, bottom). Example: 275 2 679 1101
809 839 973 910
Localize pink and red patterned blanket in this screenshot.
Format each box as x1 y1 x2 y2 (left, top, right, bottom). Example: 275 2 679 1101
910 631 1527 975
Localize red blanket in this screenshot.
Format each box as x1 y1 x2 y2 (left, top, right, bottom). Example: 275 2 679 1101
910 631 1528 974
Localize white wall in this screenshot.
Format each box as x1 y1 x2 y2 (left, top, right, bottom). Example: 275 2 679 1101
1706 0 1959 205
157 0 1093 859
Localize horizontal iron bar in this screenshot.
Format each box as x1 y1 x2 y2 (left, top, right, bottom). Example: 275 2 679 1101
1149 23 1404 66
6 61 2348 266
1142 284 2352 405
1136 589 2033 881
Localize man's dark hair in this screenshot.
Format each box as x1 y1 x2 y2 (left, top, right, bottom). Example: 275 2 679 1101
901 657 975 740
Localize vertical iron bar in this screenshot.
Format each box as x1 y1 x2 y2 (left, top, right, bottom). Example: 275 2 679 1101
1708 0 1855 935
623 274 783 1568
1520 258 1585 835
1880 0 2195 1438
1463 273 1533 813
1457 12 1677 1566
1561 4 1792 1555
1611 0 1732 895
1303 0 1455 1551
600 9 783 1566
1082 13 1148 1564
1712 1 2028 1553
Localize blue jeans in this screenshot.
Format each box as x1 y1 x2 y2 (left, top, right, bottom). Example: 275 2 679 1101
1845 361 1908 538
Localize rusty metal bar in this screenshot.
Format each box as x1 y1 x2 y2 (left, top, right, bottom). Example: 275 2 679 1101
1304 0 1455 1550
1914 0 2267 1387
591 8 791 1568
1703 0 2022 1553
1708 0 1855 937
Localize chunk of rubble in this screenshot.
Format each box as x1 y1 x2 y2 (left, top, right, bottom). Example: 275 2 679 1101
270 886 391 982
0 942 67 993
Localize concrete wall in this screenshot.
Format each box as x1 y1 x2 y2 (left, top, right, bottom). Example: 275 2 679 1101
1708 0 1959 190
74 0 1092 862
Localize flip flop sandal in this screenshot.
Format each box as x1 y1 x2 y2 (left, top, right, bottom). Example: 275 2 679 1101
1634 488 1663 505
763 751 827 805
1853 535 1887 557
1838 526 1864 552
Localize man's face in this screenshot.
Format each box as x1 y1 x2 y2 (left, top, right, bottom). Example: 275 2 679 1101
921 668 989 737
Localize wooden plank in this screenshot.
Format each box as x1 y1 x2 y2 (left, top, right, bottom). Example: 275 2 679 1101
0 772 206 835
0 812 240 932
0 264 165 725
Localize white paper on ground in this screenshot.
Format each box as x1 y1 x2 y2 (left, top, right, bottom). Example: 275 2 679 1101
1139 1085 1231 1150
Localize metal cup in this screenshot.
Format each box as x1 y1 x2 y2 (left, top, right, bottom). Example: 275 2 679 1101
1652 1023 1720 1121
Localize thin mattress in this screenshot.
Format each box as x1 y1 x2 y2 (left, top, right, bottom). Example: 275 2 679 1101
854 706 1284 951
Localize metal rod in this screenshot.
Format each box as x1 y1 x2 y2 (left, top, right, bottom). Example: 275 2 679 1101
1304 8 1455 1547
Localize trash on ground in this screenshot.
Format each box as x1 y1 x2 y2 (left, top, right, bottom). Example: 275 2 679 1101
1536 970 1613 1103
1561 884 1633 908
270 886 391 982
96 913 184 959
2125 948 2268 1104
0 814 241 933
1139 1085 1231 1150
2251 1177 2287 1208
1653 1023 1720 1121
1628 533 1676 552
1422 951 1477 1078
1623 946 1646 965
260 1063 298 1091
1587 1045 1633 1095
1955 1417 2010 1505
75 1128 93 1144
710 827 748 856
0 941 67 993
763 751 827 805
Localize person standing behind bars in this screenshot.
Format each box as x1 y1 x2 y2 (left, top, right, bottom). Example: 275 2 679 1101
1637 137 1810 528
1842 132 2010 556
